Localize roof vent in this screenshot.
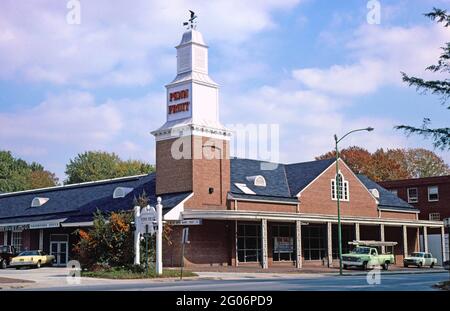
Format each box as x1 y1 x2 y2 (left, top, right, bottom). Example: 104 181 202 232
234 183 256 195
113 187 134 199
246 175 266 187
31 197 49 207
370 189 380 199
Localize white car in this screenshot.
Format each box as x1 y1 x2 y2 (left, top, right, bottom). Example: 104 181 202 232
403 252 437 268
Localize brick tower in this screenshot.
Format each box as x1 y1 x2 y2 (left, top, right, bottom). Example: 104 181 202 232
152 26 232 209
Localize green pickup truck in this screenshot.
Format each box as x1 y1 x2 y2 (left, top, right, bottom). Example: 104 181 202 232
342 246 395 270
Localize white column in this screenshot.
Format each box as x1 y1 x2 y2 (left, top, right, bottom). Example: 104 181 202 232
296 220 302 269
156 197 163 275
39 229 44 251
403 225 408 258
441 226 447 262
133 205 141 265
235 220 239 267
261 219 268 269
380 224 385 254
355 223 360 241
3 231 7 245
327 222 333 267
423 226 428 253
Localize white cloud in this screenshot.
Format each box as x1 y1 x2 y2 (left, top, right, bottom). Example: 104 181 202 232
299 23 450 97
0 0 302 87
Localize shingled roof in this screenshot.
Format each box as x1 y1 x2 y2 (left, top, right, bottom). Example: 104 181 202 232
0 173 191 225
356 174 418 211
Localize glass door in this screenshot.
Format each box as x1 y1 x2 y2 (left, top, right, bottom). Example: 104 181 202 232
50 242 68 266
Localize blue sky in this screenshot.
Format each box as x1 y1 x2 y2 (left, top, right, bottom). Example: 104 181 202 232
0 0 449 180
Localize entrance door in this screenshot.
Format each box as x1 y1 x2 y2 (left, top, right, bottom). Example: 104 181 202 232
50 242 68 266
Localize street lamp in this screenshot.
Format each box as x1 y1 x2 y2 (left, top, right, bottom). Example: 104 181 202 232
334 127 374 276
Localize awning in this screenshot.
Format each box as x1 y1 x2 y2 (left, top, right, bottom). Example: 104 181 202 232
0 218 67 231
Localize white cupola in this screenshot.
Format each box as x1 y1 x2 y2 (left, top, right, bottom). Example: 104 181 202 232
152 19 231 142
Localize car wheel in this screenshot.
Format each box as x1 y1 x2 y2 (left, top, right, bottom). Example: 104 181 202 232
430 262 434 269
383 262 390 270
418 262 423 268
1 260 6 269
343 264 348 270
36 261 41 269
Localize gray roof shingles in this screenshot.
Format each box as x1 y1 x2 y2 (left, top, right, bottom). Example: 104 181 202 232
356 174 418 211
0 173 191 224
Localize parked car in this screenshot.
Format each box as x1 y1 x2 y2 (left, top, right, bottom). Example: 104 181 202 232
403 252 437 268
342 246 395 270
9 250 55 269
0 245 17 269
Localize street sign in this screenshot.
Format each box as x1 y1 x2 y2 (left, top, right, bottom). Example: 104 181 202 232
444 218 450 228
140 205 157 234
173 219 202 226
182 227 190 244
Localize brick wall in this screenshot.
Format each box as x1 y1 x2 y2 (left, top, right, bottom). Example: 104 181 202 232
379 176 450 222
163 220 233 267
299 160 379 217
236 201 298 213
380 211 417 220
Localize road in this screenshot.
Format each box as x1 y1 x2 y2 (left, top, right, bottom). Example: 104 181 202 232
12 271 449 291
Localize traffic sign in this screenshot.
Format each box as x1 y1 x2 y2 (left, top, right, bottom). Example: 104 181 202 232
173 219 202 226
182 227 189 244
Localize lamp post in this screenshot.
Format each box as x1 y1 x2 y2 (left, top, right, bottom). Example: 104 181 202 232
334 127 374 276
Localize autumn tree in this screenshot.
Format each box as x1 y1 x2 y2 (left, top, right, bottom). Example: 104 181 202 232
315 146 449 181
65 151 154 184
396 8 450 150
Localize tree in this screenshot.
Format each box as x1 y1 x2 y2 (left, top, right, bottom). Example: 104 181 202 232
0 150 59 192
65 151 154 184
315 146 372 174
315 146 449 181
73 211 134 269
396 8 450 150
403 148 450 178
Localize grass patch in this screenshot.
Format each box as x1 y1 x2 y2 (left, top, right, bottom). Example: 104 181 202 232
82 267 197 279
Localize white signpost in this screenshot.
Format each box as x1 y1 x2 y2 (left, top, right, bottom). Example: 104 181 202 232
133 198 163 276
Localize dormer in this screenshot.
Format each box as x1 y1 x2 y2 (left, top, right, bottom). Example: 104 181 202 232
246 175 266 187
113 187 134 199
31 197 49 207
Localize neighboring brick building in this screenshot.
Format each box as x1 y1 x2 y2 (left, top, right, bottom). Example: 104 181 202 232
379 176 450 263
0 25 447 270
379 176 450 223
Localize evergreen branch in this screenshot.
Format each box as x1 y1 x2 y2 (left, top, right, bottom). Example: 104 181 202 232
424 8 450 27
395 120 450 151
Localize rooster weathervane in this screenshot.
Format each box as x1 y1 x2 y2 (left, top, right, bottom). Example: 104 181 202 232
183 10 197 30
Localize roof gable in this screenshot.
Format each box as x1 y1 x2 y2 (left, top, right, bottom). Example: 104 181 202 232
285 159 335 196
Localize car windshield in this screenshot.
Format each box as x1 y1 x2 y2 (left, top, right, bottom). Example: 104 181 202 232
411 253 424 257
18 251 38 256
351 247 370 254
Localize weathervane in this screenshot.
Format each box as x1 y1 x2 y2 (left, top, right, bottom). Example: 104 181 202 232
183 10 197 30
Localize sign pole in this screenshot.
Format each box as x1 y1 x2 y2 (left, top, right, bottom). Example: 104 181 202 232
133 206 141 265
145 224 149 275
180 230 185 281
156 197 163 276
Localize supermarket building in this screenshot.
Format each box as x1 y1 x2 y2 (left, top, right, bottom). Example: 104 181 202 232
0 26 447 269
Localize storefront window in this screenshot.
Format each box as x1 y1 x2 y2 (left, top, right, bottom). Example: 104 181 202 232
272 224 295 261
237 223 261 263
302 225 327 260
12 231 22 252
332 225 354 259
